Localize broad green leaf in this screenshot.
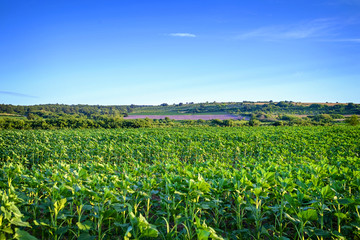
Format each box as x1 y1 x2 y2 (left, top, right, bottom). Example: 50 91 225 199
9 204 23 218
10 218 31 227
313 229 331 237
321 185 335 200
78 233 96 240
253 187 262 197
141 227 159 238
299 209 318 222
14 228 39 240
82 205 93 211
56 226 69 235
138 214 150 229
197 229 211 240
337 198 353 205
2 227 13 234
77 222 91 231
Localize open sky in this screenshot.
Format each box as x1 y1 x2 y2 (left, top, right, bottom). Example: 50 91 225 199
1 0 360 105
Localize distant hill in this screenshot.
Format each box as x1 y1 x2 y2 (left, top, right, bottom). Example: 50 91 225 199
127 101 359 116
1 101 359 119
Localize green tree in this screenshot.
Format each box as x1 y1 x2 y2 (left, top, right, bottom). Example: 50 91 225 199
345 115 359 126
249 118 260 126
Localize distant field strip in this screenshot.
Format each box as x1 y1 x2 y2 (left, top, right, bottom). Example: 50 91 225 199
124 114 248 120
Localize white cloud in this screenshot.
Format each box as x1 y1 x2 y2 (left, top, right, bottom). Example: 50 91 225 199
169 33 196 38
237 18 337 40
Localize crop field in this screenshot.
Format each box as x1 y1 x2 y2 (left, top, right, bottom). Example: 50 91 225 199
0 126 360 239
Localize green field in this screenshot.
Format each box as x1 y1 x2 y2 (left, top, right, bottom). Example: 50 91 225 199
1 126 360 239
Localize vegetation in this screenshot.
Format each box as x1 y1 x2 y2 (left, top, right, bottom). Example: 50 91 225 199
346 115 360 126
1 102 359 119
127 101 360 116
1 126 360 239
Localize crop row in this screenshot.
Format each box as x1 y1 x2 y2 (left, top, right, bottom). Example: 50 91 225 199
0 126 360 239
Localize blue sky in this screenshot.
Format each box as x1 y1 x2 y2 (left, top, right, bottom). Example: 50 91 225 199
1 0 360 105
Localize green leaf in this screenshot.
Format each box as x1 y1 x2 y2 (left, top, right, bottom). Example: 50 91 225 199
78 168 88 179
9 204 23 218
279 237 291 240
33 220 49 227
112 203 126 213
76 222 92 231
337 198 353 205
321 185 335 200
10 218 31 227
56 226 69 235
14 228 39 240
78 233 96 240
2 227 13 234
54 198 67 213
253 187 262 197
82 205 93 211
313 229 331 237
299 209 318 222
141 227 159 238
334 212 347 219
284 213 300 224
138 214 159 237
331 230 346 239
197 229 211 240
124 226 132 240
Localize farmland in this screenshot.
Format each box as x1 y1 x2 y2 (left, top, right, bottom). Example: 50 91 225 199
1 126 360 239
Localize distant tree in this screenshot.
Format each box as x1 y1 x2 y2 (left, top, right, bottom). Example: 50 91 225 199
223 119 235 127
249 118 260 126
313 114 333 124
27 113 36 120
345 115 359 126
160 103 168 107
211 119 223 126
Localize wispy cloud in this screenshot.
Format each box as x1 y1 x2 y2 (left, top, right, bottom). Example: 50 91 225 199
0 91 38 98
237 18 338 41
326 38 360 42
168 33 196 38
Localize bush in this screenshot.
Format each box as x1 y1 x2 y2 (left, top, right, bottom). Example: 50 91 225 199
345 115 360 126
249 119 260 126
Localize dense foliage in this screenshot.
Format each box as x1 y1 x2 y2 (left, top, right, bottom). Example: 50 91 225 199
129 101 360 116
0 104 129 118
1 102 359 119
1 126 360 239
